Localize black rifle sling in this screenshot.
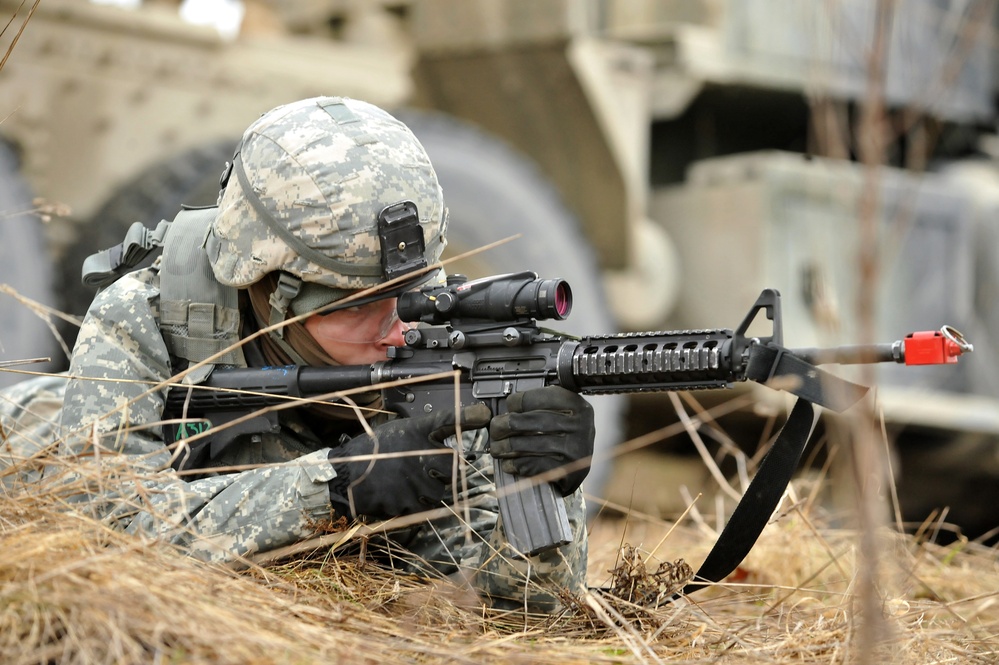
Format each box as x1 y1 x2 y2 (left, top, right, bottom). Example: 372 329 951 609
681 398 817 595
679 342 863 596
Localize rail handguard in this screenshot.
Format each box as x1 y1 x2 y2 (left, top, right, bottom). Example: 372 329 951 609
165 272 972 560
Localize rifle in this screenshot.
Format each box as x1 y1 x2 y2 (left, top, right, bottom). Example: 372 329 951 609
165 271 972 582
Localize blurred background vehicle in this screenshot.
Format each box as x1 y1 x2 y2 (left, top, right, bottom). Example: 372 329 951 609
2 0 998 538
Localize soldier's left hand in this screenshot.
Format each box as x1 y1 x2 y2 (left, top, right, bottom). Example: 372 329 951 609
488 385 595 496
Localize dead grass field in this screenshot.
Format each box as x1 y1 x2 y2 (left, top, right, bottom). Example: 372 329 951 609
0 282 994 663
2 441 997 665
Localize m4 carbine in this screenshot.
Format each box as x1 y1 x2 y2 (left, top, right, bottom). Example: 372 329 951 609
165 272 972 563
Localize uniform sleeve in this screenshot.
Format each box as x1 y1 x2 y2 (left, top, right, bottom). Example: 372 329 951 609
59 271 337 562
0 373 71 487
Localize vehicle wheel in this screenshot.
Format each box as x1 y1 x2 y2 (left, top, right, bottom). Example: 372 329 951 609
0 141 59 387
397 109 626 508
59 141 236 327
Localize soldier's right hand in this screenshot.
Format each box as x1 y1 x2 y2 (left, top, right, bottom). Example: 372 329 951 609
327 404 492 519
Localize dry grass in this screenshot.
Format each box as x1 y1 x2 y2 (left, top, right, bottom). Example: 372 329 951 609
591 501 999 663
2 439 998 665
0 278 995 662
3 1 995 660
0 276 994 662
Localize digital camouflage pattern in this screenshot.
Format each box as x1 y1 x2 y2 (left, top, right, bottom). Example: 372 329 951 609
0 373 65 486
1 267 339 560
209 96 448 291
0 264 587 610
0 95 585 611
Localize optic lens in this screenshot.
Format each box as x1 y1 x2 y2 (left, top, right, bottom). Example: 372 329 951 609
554 281 571 319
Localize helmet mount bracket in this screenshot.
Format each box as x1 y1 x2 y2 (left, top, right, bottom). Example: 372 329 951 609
378 200 426 281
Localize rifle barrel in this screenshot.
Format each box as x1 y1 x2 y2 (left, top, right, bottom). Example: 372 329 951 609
790 342 902 366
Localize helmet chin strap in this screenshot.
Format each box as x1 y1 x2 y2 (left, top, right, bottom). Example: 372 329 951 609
263 267 435 366
266 331 310 367
266 272 310 365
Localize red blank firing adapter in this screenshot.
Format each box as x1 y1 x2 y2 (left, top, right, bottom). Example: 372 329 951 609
903 326 973 365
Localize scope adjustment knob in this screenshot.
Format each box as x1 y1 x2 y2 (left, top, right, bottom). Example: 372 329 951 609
434 291 457 314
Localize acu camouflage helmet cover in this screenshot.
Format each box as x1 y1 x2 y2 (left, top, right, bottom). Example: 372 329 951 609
207 96 448 292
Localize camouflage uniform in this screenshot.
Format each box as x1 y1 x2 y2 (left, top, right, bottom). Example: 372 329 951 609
0 96 587 612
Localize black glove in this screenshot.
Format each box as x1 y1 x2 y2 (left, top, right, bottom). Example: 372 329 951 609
328 404 491 519
488 386 595 496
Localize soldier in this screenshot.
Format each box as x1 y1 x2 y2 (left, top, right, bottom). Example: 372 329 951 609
0 97 594 612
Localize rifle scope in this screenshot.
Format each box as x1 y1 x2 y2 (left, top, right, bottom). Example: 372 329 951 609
397 271 572 325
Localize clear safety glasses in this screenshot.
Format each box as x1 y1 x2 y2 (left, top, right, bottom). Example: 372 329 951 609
308 296 411 344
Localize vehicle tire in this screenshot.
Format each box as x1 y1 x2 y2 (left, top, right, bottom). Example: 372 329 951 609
397 109 626 508
59 141 236 326
0 141 59 388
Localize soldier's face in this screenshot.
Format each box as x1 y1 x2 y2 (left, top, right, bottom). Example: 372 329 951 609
303 297 410 365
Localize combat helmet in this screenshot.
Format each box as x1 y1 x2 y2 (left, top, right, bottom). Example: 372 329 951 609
207 96 448 324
